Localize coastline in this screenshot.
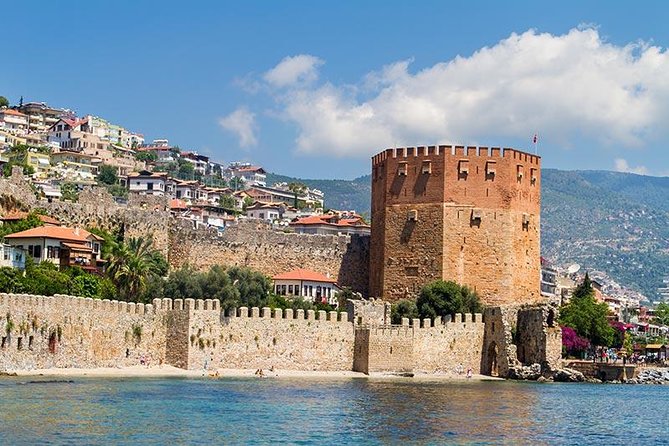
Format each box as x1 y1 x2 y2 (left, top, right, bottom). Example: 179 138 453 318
3 365 499 381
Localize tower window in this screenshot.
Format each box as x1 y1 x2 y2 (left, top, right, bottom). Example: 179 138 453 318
398 162 408 176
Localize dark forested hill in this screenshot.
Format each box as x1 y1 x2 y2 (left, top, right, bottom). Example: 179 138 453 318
266 169 669 300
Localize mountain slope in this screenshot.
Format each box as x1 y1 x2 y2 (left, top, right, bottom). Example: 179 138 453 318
267 169 669 300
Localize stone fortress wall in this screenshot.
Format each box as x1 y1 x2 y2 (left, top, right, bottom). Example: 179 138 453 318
0 293 168 370
370 145 541 305
0 172 369 295
0 293 557 377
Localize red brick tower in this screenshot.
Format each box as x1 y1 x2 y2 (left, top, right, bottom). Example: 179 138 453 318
369 145 541 305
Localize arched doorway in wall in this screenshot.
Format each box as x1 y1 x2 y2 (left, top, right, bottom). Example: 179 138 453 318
486 342 499 377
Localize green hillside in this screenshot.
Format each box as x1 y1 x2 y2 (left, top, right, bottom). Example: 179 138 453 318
266 169 669 300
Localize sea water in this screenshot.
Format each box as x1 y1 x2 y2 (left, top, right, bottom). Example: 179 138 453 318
0 376 666 445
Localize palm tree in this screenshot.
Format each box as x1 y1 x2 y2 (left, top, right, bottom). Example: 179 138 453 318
107 236 166 301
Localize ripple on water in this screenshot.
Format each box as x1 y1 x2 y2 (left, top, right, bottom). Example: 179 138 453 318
0 377 667 445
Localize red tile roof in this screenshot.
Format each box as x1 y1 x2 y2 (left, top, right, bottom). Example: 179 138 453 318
272 268 336 283
237 166 265 173
5 226 96 242
0 211 60 225
0 109 27 117
290 214 370 228
170 199 188 210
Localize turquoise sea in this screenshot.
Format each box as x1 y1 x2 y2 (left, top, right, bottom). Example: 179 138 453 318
0 376 666 445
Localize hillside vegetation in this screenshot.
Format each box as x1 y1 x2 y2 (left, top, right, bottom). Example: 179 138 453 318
267 169 669 300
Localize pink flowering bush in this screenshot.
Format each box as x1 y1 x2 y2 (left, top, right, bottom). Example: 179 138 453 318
562 325 590 357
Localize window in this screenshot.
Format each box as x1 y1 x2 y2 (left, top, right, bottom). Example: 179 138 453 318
458 160 469 175
28 245 41 259
288 285 293 294
397 162 408 176
485 161 496 176
147 182 154 190
517 164 524 180
421 160 432 174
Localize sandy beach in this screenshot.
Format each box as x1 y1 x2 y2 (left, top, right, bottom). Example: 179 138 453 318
5 365 499 381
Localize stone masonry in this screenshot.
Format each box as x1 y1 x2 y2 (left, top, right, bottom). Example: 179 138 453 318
370 145 541 305
0 175 370 295
1 293 505 375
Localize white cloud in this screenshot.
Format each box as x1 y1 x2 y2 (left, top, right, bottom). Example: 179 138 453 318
614 158 648 175
259 27 669 158
218 107 258 148
264 54 324 88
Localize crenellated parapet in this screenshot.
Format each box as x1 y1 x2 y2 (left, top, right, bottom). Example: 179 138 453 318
399 312 485 328
0 293 156 316
151 298 220 312
372 145 539 167
222 306 349 323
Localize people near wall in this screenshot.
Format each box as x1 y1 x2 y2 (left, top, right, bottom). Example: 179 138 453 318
466 367 473 379
456 363 464 375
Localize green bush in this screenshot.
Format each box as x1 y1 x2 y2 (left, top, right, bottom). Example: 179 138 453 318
391 299 419 324
416 280 482 320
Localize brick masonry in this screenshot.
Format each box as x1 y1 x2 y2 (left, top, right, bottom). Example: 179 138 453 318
370 145 541 305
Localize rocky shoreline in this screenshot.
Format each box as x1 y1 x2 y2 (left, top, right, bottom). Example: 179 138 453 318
507 363 669 384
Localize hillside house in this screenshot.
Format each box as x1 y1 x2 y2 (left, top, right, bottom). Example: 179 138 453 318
289 213 370 236
4 226 105 273
272 268 340 306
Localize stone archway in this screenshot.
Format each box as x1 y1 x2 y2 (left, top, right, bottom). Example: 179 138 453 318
485 342 499 377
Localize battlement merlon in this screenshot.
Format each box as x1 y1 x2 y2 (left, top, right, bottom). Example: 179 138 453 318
371 145 540 167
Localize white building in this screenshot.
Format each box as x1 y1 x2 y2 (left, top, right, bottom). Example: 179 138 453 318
127 170 173 195
0 109 29 135
0 244 25 269
272 268 341 307
4 226 104 272
245 202 283 221
229 164 266 187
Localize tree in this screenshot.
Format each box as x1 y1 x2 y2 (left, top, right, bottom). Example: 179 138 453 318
219 194 237 210
134 151 157 163
288 182 307 208
163 266 204 300
416 280 482 319
107 237 166 301
226 266 273 309
0 96 9 108
391 299 419 324
21 261 72 296
653 302 669 326
178 160 195 179
230 176 245 191
0 267 25 293
0 212 44 238
242 196 254 211
60 182 79 202
97 165 119 185
559 274 615 346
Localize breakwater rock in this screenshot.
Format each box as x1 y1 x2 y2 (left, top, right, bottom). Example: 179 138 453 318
630 368 669 384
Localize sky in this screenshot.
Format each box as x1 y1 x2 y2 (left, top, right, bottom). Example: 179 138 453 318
3 1 669 179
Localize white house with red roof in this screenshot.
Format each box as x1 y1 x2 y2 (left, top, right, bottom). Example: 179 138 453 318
128 170 175 196
0 108 29 135
229 164 266 187
272 268 341 306
289 213 370 236
246 201 283 221
4 226 104 272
